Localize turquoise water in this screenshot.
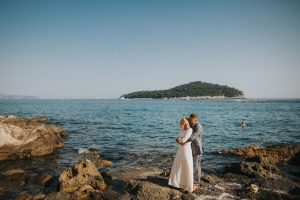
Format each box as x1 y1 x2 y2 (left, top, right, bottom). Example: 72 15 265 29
0 99 299 177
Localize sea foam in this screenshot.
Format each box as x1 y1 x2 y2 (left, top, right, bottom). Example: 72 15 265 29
78 148 89 154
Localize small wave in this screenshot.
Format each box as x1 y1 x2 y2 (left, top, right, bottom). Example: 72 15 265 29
78 148 89 154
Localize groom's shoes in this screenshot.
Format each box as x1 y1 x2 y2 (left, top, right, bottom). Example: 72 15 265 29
193 185 200 191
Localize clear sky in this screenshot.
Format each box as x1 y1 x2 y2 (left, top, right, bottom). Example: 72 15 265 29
1 0 300 99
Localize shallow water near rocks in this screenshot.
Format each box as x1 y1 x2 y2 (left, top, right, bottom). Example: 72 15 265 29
0 99 299 198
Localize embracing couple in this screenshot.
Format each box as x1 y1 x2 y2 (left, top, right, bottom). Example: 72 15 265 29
168 113 203 193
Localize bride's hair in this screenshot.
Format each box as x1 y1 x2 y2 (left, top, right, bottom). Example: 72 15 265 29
180 117 189 129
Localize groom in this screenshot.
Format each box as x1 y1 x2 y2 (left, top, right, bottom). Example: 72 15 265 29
177 113 203 190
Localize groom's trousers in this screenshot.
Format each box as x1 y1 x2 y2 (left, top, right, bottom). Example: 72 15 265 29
193 154 202 185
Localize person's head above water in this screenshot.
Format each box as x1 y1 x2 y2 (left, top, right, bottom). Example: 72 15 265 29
241 122 247 127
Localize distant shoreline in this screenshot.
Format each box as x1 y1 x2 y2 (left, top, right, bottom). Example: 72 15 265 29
1 98 300 100
127 95 245 100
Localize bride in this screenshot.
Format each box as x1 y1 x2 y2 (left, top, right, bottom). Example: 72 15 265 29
168 117 193 193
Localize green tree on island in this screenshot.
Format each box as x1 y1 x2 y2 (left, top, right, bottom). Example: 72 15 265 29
121 81 244 99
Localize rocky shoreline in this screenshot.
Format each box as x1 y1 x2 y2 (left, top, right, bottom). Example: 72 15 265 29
0 116 299 199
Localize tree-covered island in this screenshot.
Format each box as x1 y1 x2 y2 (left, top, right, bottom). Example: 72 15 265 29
120 81 245 99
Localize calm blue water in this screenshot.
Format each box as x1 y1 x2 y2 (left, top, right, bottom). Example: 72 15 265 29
0 99 300 178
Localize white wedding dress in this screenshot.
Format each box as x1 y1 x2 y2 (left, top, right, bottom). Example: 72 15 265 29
168 128 193 192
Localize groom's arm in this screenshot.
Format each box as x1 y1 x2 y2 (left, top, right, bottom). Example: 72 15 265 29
176 138 185 146
185 123 202 143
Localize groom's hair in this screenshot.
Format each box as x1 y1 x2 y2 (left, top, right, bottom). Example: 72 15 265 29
190 113 198 119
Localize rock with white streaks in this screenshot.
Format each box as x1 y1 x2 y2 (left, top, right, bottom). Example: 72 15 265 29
0 115 68 161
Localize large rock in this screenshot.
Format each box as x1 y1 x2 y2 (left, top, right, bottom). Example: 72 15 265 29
222 145 300 163
224 161 283 179
224 156 283 179
59 159 106 194
120 178 182 200
222 154 300 199
0 115 68 161
0 115 30 127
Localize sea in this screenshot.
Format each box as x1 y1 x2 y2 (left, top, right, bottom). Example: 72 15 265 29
0 99 299 197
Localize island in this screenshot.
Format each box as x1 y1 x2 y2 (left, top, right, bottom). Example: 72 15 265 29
120 81 245 99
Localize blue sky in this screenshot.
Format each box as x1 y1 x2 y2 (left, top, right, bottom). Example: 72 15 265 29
1 0 299 99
